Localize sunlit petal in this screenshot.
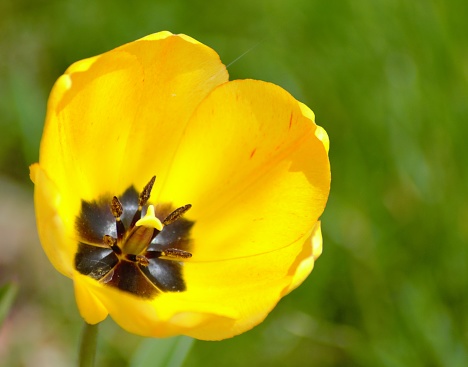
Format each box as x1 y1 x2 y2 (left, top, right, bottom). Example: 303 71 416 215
159 80 330 261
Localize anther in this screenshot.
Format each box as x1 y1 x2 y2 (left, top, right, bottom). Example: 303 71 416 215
111 196 123 218
111 196 125 240
136 255 149 266
103 234 115 247
131 176 156 228
103 234 121 255
145 249 192 260
125 254 150 266
163 204 192 226
139 176 156 208
161 248 192 259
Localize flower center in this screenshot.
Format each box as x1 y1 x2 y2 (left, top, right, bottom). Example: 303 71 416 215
105 176 192 266
74 176 194 298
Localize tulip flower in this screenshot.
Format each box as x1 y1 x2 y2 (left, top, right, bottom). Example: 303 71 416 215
30 31 330 341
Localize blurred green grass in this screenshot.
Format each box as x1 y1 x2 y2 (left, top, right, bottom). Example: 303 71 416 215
1 0 467 366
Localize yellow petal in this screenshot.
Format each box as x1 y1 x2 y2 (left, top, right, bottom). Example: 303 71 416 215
39 31 228 219
298 101 329 153
74 274 108 324
71 228 314 340
158 80 331 261
29 164 75 277
284 221 323 294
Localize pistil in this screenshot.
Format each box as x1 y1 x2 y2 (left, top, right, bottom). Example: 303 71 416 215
124 205 162 255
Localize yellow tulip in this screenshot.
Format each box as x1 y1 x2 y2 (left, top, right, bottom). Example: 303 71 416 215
30 31 330 340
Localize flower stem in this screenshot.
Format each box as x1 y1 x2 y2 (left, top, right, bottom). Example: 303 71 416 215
79 322 99 367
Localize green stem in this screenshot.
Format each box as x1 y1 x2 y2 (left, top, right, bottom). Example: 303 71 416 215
79 322 99 367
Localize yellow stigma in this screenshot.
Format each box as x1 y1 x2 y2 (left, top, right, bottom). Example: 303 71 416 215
135 205 163 231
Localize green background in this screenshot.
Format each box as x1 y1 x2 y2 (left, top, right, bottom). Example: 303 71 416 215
1 0 467 366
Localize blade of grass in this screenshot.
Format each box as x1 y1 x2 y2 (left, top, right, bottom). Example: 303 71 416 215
0 283 18 326
130 336 194 367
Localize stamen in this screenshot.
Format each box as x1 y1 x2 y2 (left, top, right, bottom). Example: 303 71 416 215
145 251 162 259
111 196 123 218
136 254 149 266
163 204 192 226
139 176 156 207
126 254 150 266
145 249 192 260
103 234 121 255
103 234 116 246
130 176 156 228
161 248 192 259
111 196 125 240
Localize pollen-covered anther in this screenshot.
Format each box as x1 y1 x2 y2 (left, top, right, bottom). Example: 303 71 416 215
111 196 125 240
103 234 116 247
111 196 123 218
131 176 156 228
139 176 156 208
103 234 121 254
163 204 192 225
161 248 192 259
136 254 150 266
